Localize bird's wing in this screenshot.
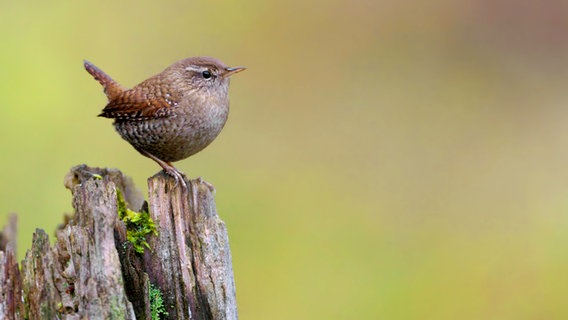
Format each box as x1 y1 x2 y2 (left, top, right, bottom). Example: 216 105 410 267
99 89 178 120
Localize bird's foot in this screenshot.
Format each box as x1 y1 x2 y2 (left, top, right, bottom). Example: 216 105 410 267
139 150 188 189
162 167 187 189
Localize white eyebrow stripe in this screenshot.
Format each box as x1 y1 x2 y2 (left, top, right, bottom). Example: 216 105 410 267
185 65 208 72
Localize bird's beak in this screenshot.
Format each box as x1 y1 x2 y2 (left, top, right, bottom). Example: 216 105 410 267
223 66 247 78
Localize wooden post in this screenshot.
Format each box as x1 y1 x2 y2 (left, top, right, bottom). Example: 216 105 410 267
0 214 21 319
0 165 238 320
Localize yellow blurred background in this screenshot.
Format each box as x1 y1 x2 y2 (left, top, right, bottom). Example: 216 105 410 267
1 0 568 318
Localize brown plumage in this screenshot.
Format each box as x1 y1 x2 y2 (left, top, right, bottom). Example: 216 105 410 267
84 57 246 188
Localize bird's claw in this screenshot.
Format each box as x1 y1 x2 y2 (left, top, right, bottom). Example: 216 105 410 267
163 168 187 189
160 168 215 213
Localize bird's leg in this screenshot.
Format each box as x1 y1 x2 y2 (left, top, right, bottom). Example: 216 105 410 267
137 150 205 208
138 150 187 189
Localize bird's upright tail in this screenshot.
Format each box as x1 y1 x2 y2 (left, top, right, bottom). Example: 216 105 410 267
84 60 125 100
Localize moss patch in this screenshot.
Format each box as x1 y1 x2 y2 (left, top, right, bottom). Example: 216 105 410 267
116 190 157 253
149 282 168 319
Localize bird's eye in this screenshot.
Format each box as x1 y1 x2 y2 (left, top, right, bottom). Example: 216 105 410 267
202 70 212 79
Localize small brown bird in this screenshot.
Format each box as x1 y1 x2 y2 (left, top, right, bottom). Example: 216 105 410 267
84 57 245 190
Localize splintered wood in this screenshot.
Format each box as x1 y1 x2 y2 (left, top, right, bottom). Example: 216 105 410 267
0 165 237 320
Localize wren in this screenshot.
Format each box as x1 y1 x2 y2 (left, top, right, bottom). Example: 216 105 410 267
84 57 245 190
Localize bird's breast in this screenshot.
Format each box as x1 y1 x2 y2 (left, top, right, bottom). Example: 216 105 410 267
113 100 229 162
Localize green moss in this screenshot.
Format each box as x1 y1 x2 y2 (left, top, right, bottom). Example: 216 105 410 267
116 189 158 253
109 295 126 319
149 282 168 319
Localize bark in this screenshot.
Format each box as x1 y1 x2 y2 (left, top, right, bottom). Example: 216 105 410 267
0 164 238 320
0 214 22 320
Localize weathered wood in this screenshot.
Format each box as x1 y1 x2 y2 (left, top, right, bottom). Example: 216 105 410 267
0 164 238 320
0 214 22 320
144 174 238 320
20 167 137 320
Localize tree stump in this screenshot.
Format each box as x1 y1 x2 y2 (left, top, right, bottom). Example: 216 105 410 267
0 164 238 320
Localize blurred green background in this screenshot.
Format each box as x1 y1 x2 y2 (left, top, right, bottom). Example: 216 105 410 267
1 0 568 318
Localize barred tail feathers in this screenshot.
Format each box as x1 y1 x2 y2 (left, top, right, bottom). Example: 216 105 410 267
84 60 125 100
